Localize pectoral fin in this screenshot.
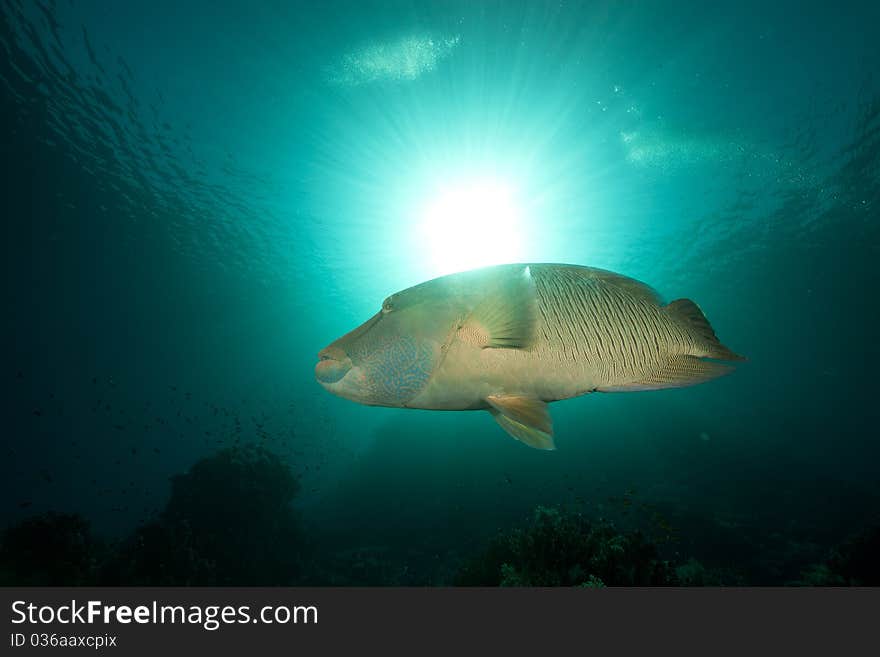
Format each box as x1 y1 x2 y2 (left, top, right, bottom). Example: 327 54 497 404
487 394 555 450
466 266 537 349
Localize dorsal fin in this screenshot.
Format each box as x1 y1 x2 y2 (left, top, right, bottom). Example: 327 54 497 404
588 267 664 305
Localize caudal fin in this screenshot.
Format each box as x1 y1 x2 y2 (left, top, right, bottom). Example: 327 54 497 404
664 299 745 361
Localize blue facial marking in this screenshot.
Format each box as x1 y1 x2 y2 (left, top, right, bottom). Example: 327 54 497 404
366 335 434 405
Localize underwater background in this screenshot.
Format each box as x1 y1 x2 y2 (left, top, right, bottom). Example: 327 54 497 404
2 0 879 586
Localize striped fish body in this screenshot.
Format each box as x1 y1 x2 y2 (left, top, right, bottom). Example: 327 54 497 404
318 262 743 450
408 263 743 411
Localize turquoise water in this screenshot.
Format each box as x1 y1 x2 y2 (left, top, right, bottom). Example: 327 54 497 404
2 0 878 585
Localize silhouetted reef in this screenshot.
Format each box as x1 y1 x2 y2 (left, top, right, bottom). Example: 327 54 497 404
102 445 306 585
455 505 676 586
2 449 878 586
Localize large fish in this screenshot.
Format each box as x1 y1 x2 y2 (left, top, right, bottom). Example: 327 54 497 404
316 263 743 450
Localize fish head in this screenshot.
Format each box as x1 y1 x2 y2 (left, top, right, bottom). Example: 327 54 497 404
315 280 460 407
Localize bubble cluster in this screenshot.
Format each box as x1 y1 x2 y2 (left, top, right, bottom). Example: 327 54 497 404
328 34 461 87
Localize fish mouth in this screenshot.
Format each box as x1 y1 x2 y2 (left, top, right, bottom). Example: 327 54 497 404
315 346 352 385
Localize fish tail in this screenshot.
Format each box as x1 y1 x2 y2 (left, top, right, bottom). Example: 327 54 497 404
664 299 745 361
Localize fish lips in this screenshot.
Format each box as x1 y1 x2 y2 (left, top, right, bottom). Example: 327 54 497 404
315 349 352 385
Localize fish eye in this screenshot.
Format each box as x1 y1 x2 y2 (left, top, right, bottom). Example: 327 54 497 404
382 298 394 313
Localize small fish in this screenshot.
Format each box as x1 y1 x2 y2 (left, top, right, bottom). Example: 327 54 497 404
316 263 743 450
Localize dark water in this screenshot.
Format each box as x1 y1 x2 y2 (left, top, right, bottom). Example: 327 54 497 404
2 0 879 586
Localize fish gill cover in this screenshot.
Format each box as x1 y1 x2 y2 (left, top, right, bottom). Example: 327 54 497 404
1 0 879 586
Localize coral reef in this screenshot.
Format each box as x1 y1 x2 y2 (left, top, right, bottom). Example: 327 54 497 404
796 524 880 586
2 453 876 587
0 512 102 585
673 558 745 586
456 506 676 586
828 525 880 585
102 445 305 585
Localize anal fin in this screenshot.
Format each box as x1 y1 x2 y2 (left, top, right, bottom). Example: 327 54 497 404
487 394 555 450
